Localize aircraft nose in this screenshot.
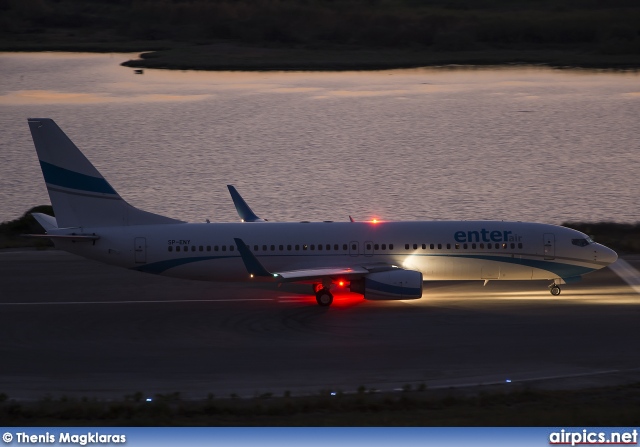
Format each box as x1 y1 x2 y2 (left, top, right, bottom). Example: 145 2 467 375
598 245 618 265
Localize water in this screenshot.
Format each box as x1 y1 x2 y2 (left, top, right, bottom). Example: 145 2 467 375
1 52 639 225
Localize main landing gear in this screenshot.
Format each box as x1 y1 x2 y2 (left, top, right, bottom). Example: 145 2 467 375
549 283 561 296
313 283 334 307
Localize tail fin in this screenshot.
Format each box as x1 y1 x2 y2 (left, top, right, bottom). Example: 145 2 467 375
28 118 183 228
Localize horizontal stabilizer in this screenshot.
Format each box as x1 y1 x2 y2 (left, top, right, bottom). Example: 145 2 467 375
32 213 58 231
22 233 100 242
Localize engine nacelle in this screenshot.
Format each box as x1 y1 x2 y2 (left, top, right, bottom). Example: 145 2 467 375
350 270 423 300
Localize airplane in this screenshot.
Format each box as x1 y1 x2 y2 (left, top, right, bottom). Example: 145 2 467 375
26 118 618 307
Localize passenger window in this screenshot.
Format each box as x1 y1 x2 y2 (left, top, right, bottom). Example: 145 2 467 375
455 244 460 249
351 244 356 250
318 244 322 251
326 244 331 250
472 243 476 249
222 246 226 251
207 246 211 251
422 244 426 249
271 245 275 251
430 244 434 249
287 245 292 251
295 245 300 250
334 244 339 250
502 243 507 249
510 243 515 249
382 244 386 250
168 246 173 252
413 244 418 249
199 246 203 252
303 244 308 250
437 244 442 249
405 244 410 250
214 246 219 251
374 244 379 250
479 243 484 249
343 244 347 250
230 246 234 251
463 243 468 249
518 243 523 249
279 245 284 251
447 244 451 249
192 246 196 252
262 245 267 251
367 244 371 250
389 244 394 250
254 245 258 251
176 246 181 252
310 245 315 250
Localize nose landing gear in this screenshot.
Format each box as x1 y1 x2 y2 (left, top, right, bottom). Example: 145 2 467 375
549 283 561 296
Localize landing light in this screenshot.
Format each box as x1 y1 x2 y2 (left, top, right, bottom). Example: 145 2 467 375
338 281 345 287
250 274 254 278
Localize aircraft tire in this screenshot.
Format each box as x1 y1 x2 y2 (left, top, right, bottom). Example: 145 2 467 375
550 285 561 296
316 290 333 307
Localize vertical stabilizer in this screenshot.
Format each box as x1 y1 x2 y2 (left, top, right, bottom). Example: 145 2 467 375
28 118 183 228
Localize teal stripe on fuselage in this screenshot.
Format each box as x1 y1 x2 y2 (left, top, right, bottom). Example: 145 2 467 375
133 256 236 274
40 160 117 195
415 253 595 278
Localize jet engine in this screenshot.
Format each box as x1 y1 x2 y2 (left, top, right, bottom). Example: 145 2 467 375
350 270 423 300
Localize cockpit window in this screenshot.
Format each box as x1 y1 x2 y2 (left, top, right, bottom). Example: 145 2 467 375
572 238 593 247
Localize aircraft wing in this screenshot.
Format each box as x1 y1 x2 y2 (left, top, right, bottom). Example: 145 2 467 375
233 238 394 282
274 266 369 282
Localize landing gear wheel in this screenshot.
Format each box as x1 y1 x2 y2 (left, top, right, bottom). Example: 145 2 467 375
316 289 333 307
550 285 561 296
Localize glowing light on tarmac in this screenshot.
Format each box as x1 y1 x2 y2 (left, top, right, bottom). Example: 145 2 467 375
608 259 640 294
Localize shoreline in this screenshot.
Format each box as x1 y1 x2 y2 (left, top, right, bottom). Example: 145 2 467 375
2 43 640 71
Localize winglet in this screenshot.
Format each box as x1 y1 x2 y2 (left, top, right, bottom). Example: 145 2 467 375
349 215 355 222
227 185 265 222
233 238 273 277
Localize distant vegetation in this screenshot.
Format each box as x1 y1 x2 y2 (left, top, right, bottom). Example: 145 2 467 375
1 0 640 69
0 206 53 249
2 382 640 426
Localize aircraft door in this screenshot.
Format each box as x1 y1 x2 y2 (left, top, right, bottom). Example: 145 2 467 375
349 241 359 257
364 241 374 256
134 237 147 263
543 233 555 260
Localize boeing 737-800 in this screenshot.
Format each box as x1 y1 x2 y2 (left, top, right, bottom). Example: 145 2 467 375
26 118 618 307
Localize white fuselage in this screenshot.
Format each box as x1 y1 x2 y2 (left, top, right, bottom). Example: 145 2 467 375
51 220 615 284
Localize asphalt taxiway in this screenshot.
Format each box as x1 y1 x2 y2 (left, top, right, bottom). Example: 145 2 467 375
1 250 640 400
